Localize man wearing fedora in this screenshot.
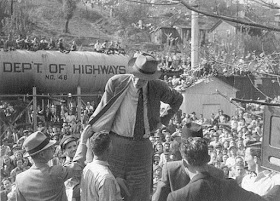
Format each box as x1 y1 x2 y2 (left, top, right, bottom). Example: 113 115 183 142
15 125 93 201
152 122 224 201
87 53 183 201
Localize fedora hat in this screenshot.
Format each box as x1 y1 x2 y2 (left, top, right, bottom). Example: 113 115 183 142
128 53 161 80
23 131 56 156
181 122 203 139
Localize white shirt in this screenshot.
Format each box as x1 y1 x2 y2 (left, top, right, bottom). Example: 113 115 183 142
241 170 280 196
225 157 236 169
209 141 220 147
80 159 122 201
65 114 76 123
158 152 172 168
111 81 150 138
94 43 101 51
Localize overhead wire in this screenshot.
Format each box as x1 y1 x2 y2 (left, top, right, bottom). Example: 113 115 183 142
180 0 280 32
124 0 180 5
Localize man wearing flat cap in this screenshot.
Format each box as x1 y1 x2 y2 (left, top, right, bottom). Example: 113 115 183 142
87 53 183 201
15 125 93 201
152 122 224 201
60 136 80 201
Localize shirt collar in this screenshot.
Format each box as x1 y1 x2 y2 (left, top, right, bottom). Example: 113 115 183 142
63 156 72 165
93 159 110 167
130 76 148 94
189 172 210 184
261 169 272 177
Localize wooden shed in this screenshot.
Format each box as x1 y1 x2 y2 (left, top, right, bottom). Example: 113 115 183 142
151 27 181 45
151 26 208 46
181 77 238 119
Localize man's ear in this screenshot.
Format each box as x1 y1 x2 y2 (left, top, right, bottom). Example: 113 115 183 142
38 151 45 158
253 156 260 164
206 154 211 163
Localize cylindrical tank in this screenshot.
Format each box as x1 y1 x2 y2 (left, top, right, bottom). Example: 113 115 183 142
0 50 130 94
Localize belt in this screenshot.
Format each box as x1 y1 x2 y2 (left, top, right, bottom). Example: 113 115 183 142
110 131 148 141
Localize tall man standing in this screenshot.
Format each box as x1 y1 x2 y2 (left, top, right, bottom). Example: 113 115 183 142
88 53 183 201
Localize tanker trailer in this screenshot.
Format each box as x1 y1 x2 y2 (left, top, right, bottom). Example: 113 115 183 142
0 50 130 94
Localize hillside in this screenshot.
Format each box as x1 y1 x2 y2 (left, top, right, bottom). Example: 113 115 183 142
18 0 119 48
4 0 227 52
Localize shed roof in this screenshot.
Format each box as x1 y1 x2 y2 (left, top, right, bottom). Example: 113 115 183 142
186 76 238 92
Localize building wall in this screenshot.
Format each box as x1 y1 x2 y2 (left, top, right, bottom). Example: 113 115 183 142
151 30 162 44
181 78 237 119
208 21 236 43
258 78 280 99
152 27 207 46
180 76 280 119
217 76 255 99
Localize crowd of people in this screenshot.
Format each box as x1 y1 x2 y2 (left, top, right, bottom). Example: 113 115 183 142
0 34 77 53
133 50 219 92
91 39 126 55
151 105 264 188
1 100 278 200
0 100 98 200
133 50 190 73
1 52 280 201
0 34 126 55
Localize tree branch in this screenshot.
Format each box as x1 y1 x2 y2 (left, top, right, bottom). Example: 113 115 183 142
125 0 179 6
231 97 280 106
249 0 280 10
180 0 280 32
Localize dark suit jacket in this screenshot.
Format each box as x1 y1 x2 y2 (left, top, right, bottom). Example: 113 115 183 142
15 141 87 201
152 160 224 201
167 172 268 201
90 74 183 131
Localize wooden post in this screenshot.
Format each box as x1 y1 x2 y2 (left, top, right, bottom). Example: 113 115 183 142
33 87 37 131
77 86 82 122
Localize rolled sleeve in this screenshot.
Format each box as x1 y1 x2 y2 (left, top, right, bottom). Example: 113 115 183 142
157 81 183 126
50 163 82 182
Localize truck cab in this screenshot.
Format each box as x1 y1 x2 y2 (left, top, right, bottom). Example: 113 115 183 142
262 106 280 172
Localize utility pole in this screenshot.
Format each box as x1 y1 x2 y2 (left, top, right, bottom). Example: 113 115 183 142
191 1 199 70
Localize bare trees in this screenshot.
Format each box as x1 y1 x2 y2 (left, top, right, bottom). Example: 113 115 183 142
62 0 77 33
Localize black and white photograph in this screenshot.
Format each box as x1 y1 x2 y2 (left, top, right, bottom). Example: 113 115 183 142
1 0 280 200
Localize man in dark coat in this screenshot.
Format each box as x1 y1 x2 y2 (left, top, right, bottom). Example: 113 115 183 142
152 122 224 201
15 126 93 201
167 137 278 201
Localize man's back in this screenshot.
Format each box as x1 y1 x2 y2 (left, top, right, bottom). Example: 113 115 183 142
152 160 224 201
15 164 68 201
167 172 221 201
167 172 267 201
80 160 122 201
